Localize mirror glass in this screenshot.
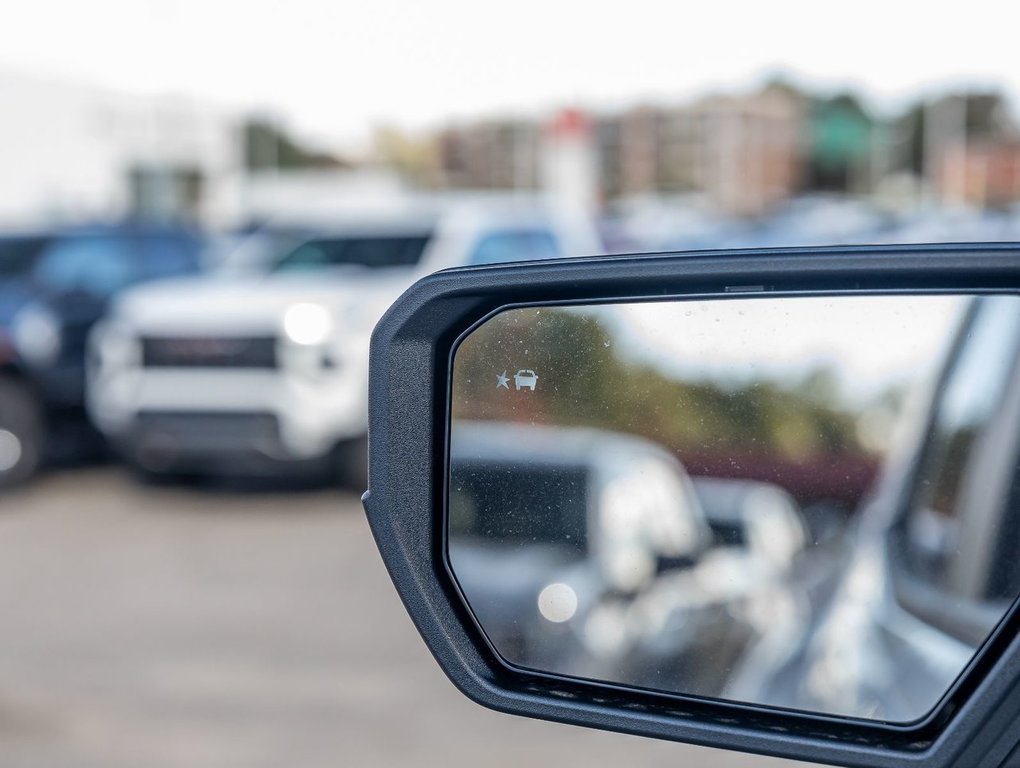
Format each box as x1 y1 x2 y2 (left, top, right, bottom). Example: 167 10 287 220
448 294 1020 723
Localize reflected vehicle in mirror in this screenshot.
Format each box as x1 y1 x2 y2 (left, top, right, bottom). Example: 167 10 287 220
450 420 821 699
794 295 1020 722
450 421 720 681
691 477 808 562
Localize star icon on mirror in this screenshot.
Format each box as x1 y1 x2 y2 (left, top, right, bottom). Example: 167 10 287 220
496 370 510 389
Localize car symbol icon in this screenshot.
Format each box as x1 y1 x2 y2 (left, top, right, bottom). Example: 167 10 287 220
513 369 538 391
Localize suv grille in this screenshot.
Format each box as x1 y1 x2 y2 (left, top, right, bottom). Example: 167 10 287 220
142 336 277 369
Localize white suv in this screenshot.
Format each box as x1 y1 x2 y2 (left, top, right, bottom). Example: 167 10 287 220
86 196 600 482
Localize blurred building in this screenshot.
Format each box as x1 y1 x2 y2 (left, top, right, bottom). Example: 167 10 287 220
412 84 1020 217
938 140 1020 208
806 95 876 194
599 85 804 217
695 86 804 217
602 105 713 197
431 86 804 218
0 69 237 227
437 120 541 190
611 107 661 196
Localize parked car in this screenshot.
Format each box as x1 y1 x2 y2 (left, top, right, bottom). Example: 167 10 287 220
449 420 714 677
87 197 600 483
0 224 205 487
449 420 816 700
691 477 807 557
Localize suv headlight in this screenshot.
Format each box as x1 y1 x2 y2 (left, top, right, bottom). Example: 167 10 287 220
283 303 332 346
11 303 61 366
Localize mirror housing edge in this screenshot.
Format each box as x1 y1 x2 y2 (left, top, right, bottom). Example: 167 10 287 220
362 244 1020 768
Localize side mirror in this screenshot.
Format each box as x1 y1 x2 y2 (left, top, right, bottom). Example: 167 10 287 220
362 244 1020 768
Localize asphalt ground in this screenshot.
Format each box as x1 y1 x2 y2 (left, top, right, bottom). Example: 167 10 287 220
0 468 810 767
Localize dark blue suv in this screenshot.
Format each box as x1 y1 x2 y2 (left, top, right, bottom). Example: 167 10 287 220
0 224 205 487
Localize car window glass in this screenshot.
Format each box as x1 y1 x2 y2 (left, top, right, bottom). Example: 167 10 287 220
449 461 589 556
210 229 308 272
142 236 202 279
468 230 562 265
33 235 136 296
273 235 431 271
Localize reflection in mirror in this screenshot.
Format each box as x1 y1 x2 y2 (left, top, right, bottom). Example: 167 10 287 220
448 294 1020 723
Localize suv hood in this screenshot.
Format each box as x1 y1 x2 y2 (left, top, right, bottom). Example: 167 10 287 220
112 270 414 336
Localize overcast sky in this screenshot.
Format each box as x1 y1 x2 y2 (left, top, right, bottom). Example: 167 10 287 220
3 0 1018 149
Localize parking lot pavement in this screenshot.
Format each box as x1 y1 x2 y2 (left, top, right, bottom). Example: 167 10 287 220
0 468 808 768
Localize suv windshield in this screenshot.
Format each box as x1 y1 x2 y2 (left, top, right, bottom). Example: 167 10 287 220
272 234 431 272
32 235 135 296
449 462 589 554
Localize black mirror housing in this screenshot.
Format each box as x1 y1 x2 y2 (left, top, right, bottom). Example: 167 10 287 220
362 244 1020 768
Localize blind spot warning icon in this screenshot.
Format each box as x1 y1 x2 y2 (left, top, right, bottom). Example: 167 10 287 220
514 369 538 391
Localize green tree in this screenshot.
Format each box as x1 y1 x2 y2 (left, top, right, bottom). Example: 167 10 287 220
452 309 868 462
242 118 349 171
